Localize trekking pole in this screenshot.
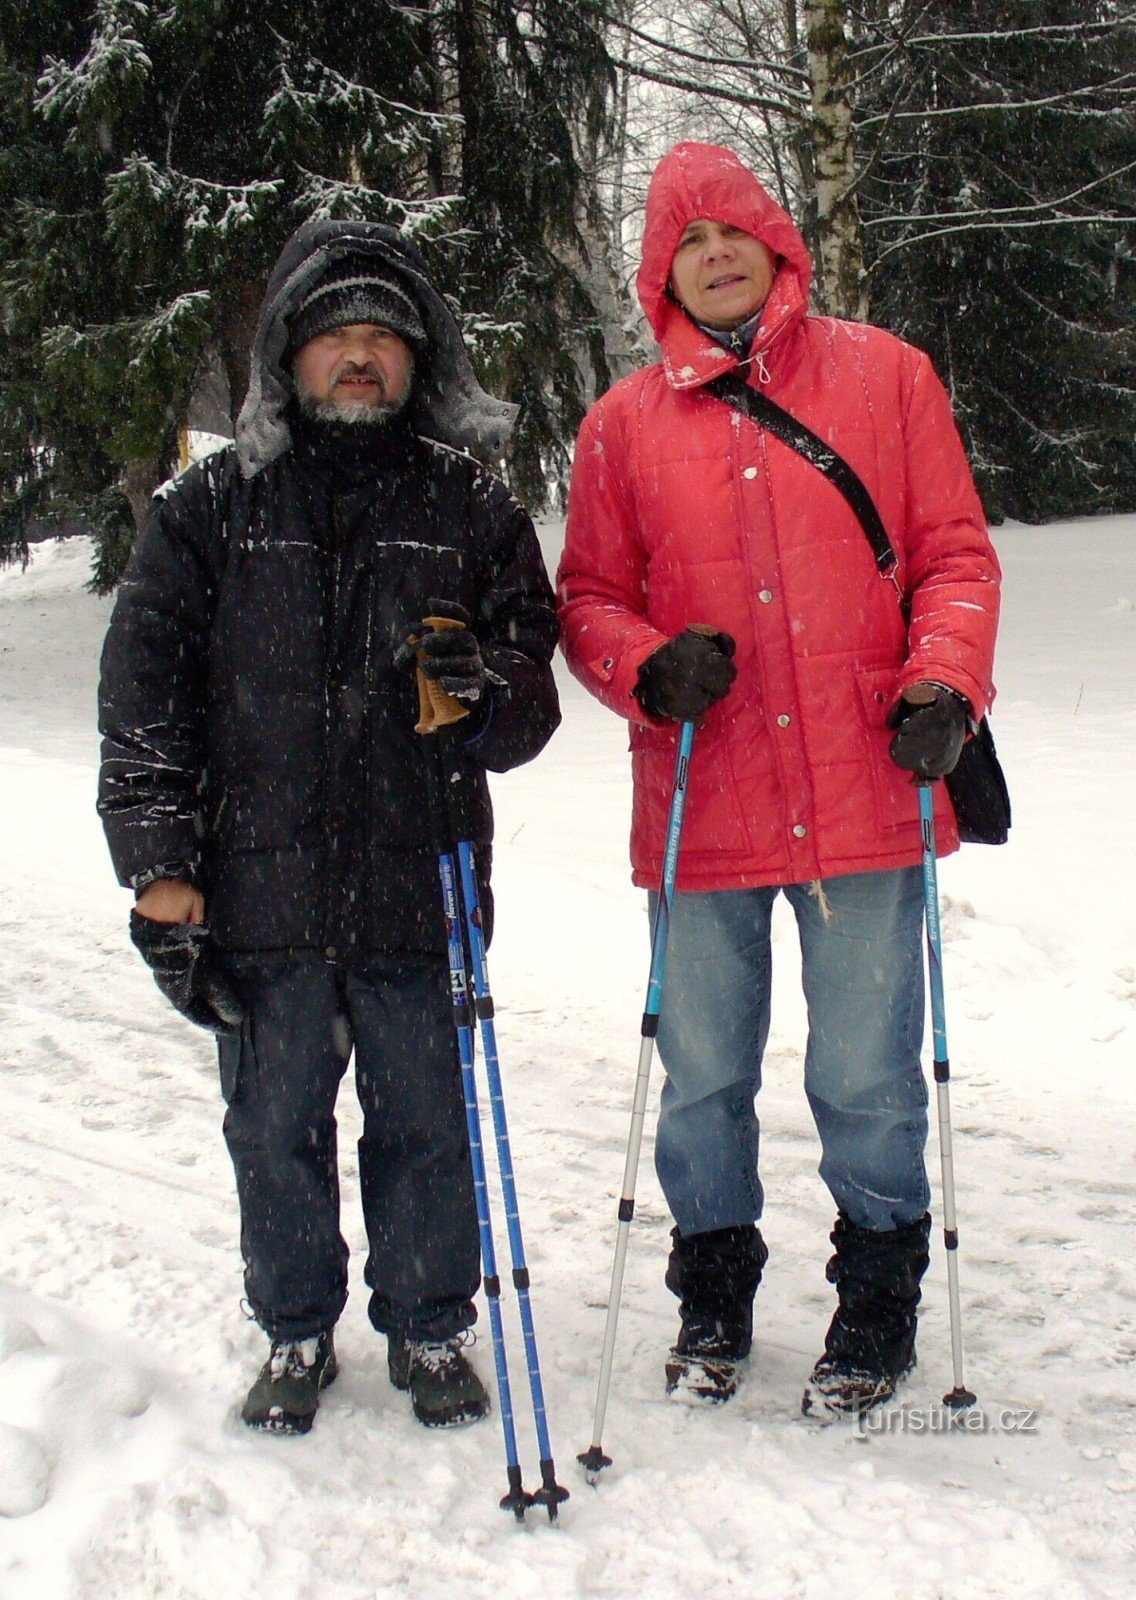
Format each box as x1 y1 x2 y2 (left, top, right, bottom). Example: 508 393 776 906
918 781 977 1411
454 835 569 1523
415 630 534 1522
579 716 696 1481
431 758 535 1520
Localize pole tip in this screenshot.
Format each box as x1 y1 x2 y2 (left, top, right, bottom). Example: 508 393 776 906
499 1484 535 1521
943 1385 977 1411
534 1467 570 1523
577 1445 612 1482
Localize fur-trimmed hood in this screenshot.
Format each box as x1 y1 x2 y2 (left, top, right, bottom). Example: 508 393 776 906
235 220 516 478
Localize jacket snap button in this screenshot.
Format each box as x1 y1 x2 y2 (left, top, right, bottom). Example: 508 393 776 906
792 824 807 838
777 714 791 727
743 467 758 480
325 945 338 961
758 589 773 604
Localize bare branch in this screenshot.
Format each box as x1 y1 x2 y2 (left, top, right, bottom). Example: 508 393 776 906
610 55 806 122
854 17 1136 55
869 211 1136 269
596 5 809 84
857 73 1136 127
864 157 1136 229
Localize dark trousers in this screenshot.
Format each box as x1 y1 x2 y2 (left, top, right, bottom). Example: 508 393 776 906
217 952 480 1343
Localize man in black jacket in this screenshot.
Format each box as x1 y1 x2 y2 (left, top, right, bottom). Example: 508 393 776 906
98 220 560 1435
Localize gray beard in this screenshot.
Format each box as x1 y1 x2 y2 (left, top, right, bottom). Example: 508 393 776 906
296 387 411 428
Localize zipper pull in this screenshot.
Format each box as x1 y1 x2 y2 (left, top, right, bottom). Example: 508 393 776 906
754 350 770 385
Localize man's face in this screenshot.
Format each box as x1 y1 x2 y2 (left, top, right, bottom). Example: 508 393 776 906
292 323 414 422
668 219 777 331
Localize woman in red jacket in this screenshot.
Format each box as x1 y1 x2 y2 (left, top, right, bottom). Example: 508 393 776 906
558 142 1000 1419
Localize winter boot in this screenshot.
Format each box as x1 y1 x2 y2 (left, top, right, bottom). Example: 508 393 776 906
241 1331 338 1434
802 1212 931 1420
664 1224 768 1404
387 1334 491 1429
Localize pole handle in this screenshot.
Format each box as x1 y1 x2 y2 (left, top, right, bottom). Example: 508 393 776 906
414 615 471 734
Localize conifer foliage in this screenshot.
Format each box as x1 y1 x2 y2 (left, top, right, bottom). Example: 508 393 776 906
856 1 1136 522
0 0 613 585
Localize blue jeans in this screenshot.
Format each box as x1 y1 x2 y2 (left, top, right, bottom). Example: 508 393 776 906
650 868 930 1236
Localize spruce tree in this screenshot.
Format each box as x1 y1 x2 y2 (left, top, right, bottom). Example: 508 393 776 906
856 1 1136 521
0 0 614 585
448 0 615 503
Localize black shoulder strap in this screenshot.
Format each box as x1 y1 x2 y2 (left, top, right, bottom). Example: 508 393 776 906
706 371 898 579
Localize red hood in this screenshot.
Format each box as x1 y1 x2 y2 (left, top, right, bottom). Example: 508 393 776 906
637 142 813 388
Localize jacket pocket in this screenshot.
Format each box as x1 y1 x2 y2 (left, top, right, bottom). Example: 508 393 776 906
854 664 922 830
629 718 750 856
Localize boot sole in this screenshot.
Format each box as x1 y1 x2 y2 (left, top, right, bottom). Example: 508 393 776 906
412 1395 491 1429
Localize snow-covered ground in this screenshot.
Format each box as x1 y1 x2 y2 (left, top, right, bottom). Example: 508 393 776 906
0 516 1133 1600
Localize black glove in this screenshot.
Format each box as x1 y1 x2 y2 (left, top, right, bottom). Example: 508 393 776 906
416 599 494 704
887 686 969 779
634 630 737 722
129 912 245 1036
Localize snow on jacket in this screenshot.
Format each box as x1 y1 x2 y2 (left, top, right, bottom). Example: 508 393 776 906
557 142 1000 892
99 224 559 958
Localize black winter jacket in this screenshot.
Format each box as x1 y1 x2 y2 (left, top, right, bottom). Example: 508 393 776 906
98 417 560 958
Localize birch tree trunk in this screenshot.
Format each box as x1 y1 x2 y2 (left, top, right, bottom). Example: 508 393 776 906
803 0 868 320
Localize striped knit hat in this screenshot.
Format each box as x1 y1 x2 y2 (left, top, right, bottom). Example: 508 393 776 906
286 257 427 355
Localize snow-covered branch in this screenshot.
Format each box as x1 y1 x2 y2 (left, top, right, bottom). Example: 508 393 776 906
291 170 463 238
36 0 151 126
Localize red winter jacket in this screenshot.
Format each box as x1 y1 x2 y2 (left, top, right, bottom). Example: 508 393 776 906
557 142 1000 892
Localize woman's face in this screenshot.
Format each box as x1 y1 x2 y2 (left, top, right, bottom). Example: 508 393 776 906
668 219 777 330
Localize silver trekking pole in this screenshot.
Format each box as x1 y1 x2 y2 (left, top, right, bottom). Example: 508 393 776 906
918 781 977 1410
579 717 696 1480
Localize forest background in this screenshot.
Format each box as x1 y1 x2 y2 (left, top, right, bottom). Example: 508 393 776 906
1 0 1133 591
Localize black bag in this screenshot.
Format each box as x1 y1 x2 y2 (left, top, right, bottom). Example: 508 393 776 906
940 716 1011 845
706 372 1011 845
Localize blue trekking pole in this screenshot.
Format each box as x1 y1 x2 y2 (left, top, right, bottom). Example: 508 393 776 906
456 838 569 1522
415 615 565 1521
918 781 977 1411
579 717 696 1480
431 753 534 1521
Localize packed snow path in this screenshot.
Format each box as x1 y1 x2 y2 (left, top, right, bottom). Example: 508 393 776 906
0 520 1133 1599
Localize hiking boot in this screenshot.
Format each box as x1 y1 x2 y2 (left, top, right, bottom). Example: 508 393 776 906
665 1318 747 1404
801 1358 912 1418
664 1223 767 1406
387 1334 490 1429
241 1331 337 1434
802 1213 931 1422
